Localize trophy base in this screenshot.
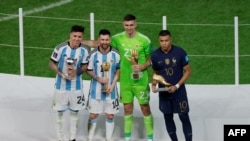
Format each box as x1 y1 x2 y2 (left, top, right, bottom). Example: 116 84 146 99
155 87 170 92
131 72 142 80
102 88 108 93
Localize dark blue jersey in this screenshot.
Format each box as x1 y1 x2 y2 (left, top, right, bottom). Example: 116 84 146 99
151 45 190 113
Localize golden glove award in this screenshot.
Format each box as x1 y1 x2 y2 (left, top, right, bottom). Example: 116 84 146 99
152 74 171 92
101 62 110 92
127 49 142 80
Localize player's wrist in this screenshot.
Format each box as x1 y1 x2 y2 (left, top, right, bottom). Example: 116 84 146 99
175 83 180 89
76 68 83 75
93 74 99 80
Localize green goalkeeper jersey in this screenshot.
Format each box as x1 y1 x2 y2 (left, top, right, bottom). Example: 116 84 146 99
111 31 153 85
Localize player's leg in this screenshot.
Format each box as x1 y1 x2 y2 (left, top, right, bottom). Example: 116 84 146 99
68 90 85 140
87 99 102 141
68 110 79 141
136 85 154 141
104 98 119 141
120 84 134 141
52 89 68 141
105 114 115 141
56 111 65 141
87 113 99 141
179 113 192 141
163 113 178 141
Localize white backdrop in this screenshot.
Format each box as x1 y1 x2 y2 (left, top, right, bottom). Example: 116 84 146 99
0 73 249 141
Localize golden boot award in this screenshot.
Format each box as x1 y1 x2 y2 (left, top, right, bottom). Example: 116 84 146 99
101 62 110 92
152 74 172 92
127 49 142 80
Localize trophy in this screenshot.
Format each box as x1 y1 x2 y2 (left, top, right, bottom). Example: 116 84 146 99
127 49 142 80
101 62 110 92
152 74 172 92
66 58 76 79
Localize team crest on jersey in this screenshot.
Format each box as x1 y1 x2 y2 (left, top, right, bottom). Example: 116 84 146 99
165 58 170 65
172 57 177 66
135 44 139 48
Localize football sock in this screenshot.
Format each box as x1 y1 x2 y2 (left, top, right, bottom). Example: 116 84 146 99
106 118 114 140
164 113 178 141
124 114 133 139
88 118 97 139
56 111 64 140
69 111 79 140
179 113 192 141
144 114 154 140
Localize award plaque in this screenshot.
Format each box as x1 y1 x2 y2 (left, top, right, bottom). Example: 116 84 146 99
152 74 171 92
101 62 110 92
128 49 142 80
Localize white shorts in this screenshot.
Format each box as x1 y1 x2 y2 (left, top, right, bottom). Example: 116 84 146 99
87 98 119 114
52 89 85 111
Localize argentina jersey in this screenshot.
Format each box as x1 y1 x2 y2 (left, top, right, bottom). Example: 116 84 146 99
50 42 89 91
87 47 120 101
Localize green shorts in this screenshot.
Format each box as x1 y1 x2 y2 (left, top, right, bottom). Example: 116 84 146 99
120 84 150 104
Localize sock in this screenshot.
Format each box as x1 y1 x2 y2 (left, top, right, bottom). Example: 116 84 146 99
106 118 114 140
124 114 133 139
179 113 192 141
56 111 64 140
69 111 79 140
144 114 154 140
88 118 97 139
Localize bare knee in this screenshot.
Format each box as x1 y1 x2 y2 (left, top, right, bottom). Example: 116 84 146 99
105 113 114 119
124 103 133 115
140 104 151 116
89 113 99 119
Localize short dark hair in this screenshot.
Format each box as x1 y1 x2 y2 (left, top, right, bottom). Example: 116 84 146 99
159 30 171 36
123 14 136 21
99 29 111 36
71 25 84 33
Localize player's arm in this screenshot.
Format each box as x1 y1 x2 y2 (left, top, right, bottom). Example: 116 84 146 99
86 69 99 80
111 69 120 88
76 63 88 75
151 70 158 93
176 63 191 87
81 40 99 48
140 56 151 71
49 59 66 79
134 56 151 72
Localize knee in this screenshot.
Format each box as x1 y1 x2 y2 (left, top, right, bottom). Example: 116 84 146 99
105 114 114 119
140 104 151 116
89 114 98 120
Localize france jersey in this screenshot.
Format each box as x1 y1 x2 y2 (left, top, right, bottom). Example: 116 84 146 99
50 41 89 91
151 45 189 100
87 47 120 101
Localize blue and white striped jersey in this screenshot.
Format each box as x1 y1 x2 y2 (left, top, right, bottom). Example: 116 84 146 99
87 47 120 100
50 41 89 91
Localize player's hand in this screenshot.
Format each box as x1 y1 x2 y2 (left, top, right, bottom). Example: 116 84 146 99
168 86 177 93
132 65 141 72
151 85 157 93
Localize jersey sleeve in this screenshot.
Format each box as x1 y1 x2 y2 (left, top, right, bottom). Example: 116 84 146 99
50 47 61 62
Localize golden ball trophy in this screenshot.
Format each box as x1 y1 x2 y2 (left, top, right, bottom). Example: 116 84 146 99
101 62 110 92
